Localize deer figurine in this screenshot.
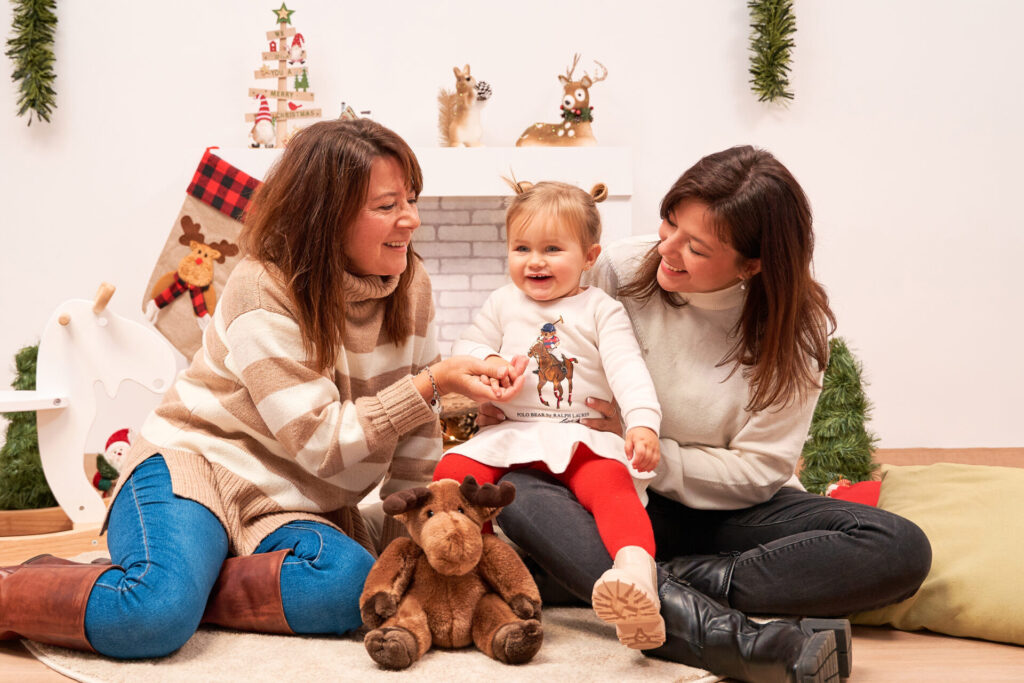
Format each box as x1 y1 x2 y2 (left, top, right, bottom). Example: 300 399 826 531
516 54 608 147
144 216 239 329
438 64 492 147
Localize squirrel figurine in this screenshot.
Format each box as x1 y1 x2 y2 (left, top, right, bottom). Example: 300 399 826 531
438 64 492 147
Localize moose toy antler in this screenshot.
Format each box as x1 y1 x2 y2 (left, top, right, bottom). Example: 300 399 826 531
516 54 608 147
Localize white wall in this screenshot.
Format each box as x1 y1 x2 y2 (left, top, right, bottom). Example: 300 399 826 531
2 1 1021 448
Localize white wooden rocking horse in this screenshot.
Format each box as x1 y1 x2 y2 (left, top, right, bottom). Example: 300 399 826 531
0 283 176 563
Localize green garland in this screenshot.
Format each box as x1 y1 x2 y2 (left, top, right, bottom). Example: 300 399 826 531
5 0 58 125
748 0 795 104
560 105 594 123
0 344 57 509
799 337 879 494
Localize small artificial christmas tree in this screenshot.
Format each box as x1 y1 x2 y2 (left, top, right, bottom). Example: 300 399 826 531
294 68 309 92
0 344 58 509
799 337 880 494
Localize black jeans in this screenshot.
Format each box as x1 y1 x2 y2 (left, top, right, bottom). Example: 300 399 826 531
497 469 931 616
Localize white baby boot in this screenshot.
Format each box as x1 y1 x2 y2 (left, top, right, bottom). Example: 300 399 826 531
591 545 665 649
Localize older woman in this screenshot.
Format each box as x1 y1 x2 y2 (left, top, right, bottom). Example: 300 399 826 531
494 146 932 682
0 119 516 658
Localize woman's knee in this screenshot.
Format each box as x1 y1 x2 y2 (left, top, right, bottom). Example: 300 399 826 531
885 515 932 596
87 583 206 658
497 468 574 536
273 523 376 634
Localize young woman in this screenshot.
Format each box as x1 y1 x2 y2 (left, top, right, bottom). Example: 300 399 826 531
0 119 517 658
492 146 932 682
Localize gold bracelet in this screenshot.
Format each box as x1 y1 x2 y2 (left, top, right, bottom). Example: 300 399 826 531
422 366 442 415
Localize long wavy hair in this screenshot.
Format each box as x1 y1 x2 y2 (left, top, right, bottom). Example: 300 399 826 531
620 145 835 411
241 119 423 372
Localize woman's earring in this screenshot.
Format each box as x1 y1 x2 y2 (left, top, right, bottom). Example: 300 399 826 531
739 277 747 291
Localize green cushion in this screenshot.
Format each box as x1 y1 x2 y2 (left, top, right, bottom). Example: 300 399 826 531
851 463 1024 645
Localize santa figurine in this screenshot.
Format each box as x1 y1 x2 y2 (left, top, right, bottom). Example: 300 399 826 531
94 428 132 496
288 33 306 65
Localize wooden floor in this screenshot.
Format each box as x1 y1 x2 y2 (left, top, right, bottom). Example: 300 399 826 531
2 626 1023 682
4 447 1023 680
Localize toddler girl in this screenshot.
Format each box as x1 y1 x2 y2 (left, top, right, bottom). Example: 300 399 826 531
433 180 666 650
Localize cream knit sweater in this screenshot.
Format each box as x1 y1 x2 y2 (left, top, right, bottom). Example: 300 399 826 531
112 257 442 555
588 237 821 510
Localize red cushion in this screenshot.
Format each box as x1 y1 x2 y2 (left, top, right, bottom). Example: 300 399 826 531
827 480 881 506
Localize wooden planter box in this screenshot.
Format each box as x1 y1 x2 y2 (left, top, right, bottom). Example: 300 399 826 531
0 504 108 565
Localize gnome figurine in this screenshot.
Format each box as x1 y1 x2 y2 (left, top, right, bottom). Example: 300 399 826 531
288 33 306 65
249 94 275 148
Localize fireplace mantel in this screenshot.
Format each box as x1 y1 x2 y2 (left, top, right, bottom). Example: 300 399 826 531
217 145 633 239
218 146 631 195
413 147 632 198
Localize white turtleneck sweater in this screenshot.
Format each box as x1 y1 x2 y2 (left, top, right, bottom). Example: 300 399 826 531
588 236 818 509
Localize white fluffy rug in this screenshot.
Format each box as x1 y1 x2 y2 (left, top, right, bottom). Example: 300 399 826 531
23 555 718 683
25 610 718 683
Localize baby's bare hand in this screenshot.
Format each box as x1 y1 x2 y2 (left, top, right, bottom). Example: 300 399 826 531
625 427 660 473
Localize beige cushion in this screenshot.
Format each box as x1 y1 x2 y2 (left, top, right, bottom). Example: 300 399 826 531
851 463 1024 645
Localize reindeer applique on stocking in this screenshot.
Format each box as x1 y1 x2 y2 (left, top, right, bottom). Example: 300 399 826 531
143 149 258 359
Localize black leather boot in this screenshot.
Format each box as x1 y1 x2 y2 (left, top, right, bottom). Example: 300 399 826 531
643 572 843 682
660 552 739 607
661 555 853 678
799 618 853 679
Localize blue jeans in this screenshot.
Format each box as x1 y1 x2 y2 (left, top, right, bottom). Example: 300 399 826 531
497 469 931 616
84 455 375 658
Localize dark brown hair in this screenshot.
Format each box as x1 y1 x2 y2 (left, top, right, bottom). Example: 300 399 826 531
620 145 836 411
241 119 423 371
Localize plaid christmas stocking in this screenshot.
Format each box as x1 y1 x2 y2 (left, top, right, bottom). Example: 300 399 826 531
143 148 260 359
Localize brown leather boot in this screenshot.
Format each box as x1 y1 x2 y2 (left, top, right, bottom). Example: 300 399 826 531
201 549 294 634
0 558 117 651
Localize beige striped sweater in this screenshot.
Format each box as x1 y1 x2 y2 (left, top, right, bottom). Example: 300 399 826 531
111 257 442 556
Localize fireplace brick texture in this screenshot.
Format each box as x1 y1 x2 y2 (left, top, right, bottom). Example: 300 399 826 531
415 196 510 357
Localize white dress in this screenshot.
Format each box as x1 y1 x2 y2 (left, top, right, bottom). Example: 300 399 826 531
451 284 661 484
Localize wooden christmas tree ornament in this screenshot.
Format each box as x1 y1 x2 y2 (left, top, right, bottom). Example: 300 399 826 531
516 54 607 147
246 3 322 147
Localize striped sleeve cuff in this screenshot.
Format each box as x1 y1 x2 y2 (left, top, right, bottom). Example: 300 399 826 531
370 375 436 438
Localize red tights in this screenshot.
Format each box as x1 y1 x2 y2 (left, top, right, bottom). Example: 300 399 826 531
433 444 655 558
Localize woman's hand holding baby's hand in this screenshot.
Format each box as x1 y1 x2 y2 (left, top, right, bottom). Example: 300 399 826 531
480 355 528 402
624 426 660 472
480 355 517 397
435 355 527 404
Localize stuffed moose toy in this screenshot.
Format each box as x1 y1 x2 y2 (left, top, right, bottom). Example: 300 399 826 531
359 476 543 670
